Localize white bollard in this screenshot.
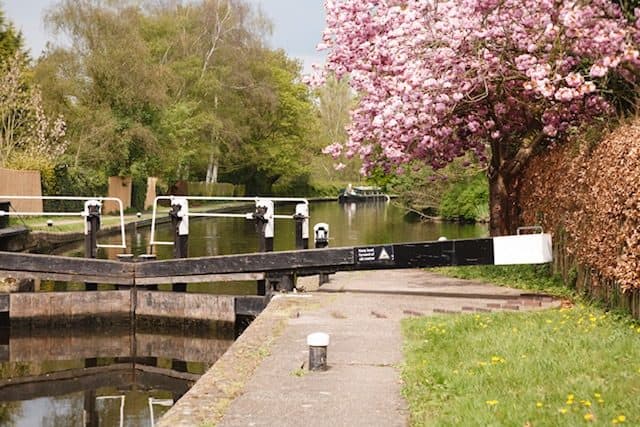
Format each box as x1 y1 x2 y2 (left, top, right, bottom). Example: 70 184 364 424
307 332 330 371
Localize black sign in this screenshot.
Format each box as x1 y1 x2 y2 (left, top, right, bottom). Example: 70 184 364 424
355 245 395 264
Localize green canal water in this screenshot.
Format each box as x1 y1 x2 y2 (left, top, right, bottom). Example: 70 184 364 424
1 201 487 425
64 200 488 259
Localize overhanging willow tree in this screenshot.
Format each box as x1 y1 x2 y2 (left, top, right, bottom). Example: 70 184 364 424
319 0 640 235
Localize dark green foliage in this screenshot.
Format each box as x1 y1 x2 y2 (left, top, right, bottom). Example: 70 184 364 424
439 173 489 221
613 0 640 20
42 164 107 211
0 9 23 64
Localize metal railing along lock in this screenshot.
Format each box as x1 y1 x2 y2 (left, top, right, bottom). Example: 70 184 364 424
149 195 311 295
0 196 127 251
149 196 310 255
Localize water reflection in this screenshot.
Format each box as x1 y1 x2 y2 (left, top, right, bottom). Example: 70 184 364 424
0 323 233 426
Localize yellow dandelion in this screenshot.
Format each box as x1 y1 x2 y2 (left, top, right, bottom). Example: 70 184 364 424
598 399 605 404
486 400 498 406
617 415 626 423
558 408 568 414
536 402 543 408
567 394 574 400
594 393 601 399
584 413 594 422
581 400 591 407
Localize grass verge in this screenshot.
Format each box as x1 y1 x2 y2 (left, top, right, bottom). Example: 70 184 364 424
433 264 572 298
402 306 640 426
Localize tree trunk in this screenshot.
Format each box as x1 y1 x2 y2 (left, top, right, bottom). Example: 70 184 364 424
205 153 219 184
488 169 520 236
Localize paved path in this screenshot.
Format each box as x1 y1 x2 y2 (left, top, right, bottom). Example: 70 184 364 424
159 269 560 427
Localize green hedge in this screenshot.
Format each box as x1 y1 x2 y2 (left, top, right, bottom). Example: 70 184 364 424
188 182 245 197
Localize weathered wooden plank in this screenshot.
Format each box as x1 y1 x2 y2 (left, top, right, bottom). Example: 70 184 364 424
0 251 133 276
0 269 134 285
0 294 8 312
0 238 500 287
136 291 235 322
10 291 131 319
135 272 264 285
135 247 355 278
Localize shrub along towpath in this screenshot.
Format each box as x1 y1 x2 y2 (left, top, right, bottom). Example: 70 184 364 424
158 270 563 427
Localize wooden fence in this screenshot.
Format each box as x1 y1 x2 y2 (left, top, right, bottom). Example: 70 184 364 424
0 168 42 212
104 176 131 213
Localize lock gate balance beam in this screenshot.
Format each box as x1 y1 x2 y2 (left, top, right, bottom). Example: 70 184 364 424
0 234 552 286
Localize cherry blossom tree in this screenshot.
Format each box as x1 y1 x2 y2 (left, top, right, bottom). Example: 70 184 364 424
318 0 640 235
0 53 67 170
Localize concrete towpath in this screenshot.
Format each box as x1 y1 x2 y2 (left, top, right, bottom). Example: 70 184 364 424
159 269 561 427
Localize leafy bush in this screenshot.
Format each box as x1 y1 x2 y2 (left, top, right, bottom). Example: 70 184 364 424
42 164 107 211
439 173 488 221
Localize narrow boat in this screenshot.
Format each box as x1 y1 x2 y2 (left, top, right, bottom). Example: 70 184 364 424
338 185 389 203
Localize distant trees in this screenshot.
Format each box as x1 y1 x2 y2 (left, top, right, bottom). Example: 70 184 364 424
0 9 21 63
0 11 66 175
32 0 322 194
0 53 67 171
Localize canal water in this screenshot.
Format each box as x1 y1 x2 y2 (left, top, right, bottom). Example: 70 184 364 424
0 322 233 426
64 200 488 259
3 201 487 425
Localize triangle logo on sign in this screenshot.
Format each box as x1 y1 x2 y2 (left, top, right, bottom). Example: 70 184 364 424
378 247 390 260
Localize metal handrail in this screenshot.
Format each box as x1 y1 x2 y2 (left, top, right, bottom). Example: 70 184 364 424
149 195 309 247
0 195 127 249
517 226 544 235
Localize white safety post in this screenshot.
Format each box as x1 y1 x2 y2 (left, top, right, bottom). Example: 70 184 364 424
314 223 330 285
294 203 309 249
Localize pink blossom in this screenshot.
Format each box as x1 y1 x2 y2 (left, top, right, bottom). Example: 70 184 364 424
565 72 584 87
319 0 639 174
589 64 609 77
322 142 344 159
554 87 577 102
543 124 558 137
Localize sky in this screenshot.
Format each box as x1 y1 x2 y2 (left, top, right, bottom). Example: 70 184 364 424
3 0 326 73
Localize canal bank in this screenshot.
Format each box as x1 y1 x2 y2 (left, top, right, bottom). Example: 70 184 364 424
159 269 560 426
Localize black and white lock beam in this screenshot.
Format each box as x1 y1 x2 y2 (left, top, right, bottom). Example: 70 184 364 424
0 232 554 287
